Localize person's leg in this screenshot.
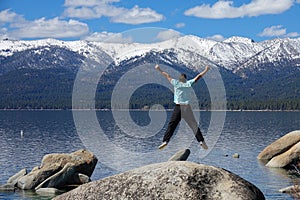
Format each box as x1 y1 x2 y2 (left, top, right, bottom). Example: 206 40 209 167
182 105 204 142
162 105 181 143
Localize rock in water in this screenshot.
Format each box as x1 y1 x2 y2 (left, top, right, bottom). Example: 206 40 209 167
257 130 300 161
7 168 27 186
168 149 190 161
233 153 240 158
17 149 97 190
1 168 27 192
266 141 300 167
53 161 265 200
0 184 15 192
279 185 300 193
36 187 63 195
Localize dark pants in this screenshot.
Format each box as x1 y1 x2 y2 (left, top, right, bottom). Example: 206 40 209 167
163 104 204 143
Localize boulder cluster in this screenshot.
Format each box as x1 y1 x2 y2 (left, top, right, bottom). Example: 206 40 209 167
257 130 300 168
1 148 265 199
0 149 97 195
257 130 300 199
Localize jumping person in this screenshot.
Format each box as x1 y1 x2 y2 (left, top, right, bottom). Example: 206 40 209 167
155 64 210 150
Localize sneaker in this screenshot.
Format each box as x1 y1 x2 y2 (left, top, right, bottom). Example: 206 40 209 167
200 141 208 150
158 141 168 150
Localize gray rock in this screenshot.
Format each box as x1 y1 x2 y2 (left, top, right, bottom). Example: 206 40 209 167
35 166 90 191
0 184 15 192
17 168 40 190
233 153 240 158
72 173 90 184
168 149 190 161
35 163 76 190
7 168 27 186
36 188 63 195
53 161 265 200
257 130 300 161
17 149 97 190
266 142 300 168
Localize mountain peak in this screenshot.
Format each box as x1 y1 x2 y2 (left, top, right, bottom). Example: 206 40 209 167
224 36 255 44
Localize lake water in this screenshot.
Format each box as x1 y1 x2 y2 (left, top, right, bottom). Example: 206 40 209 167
0 110 299 200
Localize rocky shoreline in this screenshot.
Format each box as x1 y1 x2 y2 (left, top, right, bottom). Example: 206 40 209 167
0 149 97 195
257 130 300 199
1 148 266 200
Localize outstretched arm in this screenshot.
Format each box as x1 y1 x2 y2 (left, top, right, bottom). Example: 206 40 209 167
194 66 210 83
155 65 172 82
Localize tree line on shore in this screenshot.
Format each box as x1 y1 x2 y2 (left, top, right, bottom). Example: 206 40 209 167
0 68 298 110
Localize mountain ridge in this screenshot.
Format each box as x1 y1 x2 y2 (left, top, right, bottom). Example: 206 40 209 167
0 35 299 110
1 35 300 72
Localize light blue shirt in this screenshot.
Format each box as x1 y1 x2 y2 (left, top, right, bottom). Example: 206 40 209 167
171 78 196 104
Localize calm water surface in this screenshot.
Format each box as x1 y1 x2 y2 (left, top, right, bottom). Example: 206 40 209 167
0 110 299 200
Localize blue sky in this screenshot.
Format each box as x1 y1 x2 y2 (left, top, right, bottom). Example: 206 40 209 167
0 0 300 42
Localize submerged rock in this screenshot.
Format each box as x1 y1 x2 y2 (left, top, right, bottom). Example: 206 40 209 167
35 187 64 195
53 161 265 200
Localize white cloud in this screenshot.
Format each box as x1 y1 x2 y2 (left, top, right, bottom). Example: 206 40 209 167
184 0 294 19
83 31 133 43
10 17 89 39
207 34 225 41
258 25 300 38
111 5 164 25
0 28 12 40
63 2 122 19
0 9 25 24
63 0 164 24
175 23 185 28
286 32 300 37
0 9 89 40
259 25 286 37
155 29 181 42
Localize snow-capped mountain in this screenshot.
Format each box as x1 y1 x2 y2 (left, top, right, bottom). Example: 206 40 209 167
1 35 300 74
0 35 299 110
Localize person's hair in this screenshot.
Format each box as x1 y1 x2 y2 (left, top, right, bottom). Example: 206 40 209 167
179 73 187 83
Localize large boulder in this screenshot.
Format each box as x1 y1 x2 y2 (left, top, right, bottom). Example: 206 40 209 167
266 142 300 167
53 161 265 200
17 149 97 190
257 130 300 161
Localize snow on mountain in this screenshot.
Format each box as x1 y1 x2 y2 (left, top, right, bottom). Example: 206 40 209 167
207 37 262 70
232 37 300 75
1 35 300 74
